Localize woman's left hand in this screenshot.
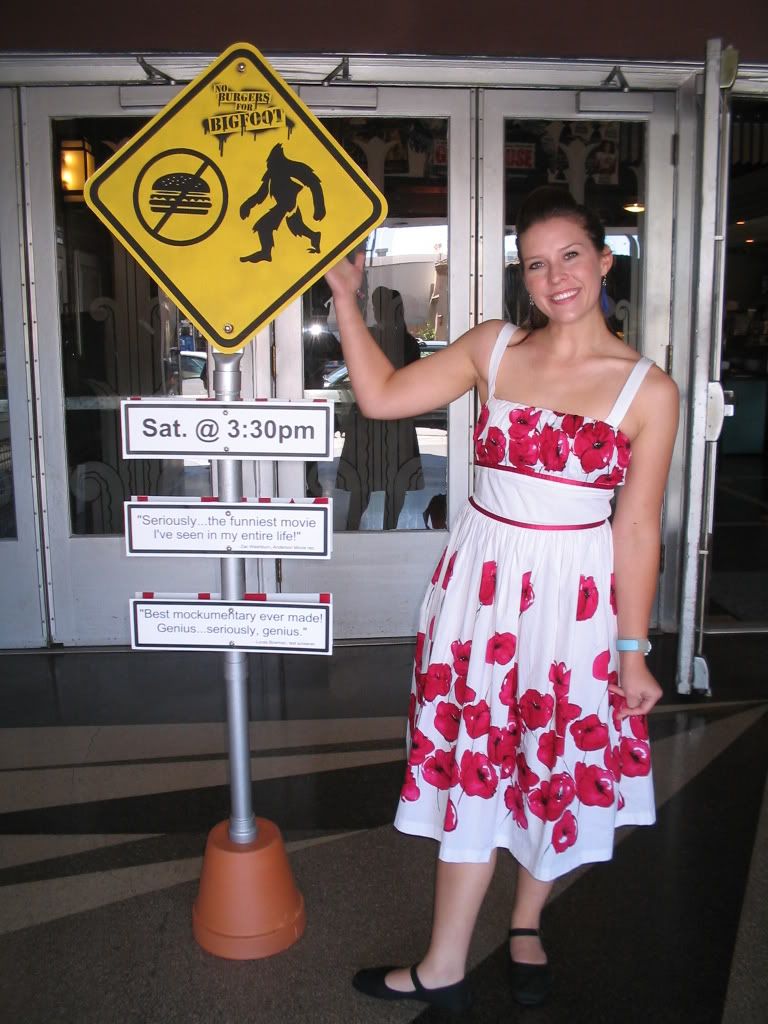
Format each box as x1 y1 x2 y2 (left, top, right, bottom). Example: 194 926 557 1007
607 658 663 720
324 250 365 302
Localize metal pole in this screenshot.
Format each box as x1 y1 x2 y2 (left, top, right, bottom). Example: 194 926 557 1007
213 350 257 844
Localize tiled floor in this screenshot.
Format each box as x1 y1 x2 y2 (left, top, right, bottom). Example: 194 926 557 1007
1 635 766 1023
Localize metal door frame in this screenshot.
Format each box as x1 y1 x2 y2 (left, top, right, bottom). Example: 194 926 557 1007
676 40 740 694
0 88 47 647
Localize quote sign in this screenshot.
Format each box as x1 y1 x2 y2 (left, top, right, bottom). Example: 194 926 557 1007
125 498 332 558
121 399 334 460
131 594 332 654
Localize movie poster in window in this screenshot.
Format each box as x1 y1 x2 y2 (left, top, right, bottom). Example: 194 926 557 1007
543 121 620 201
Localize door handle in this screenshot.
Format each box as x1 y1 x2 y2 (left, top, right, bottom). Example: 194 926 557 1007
705 381 733 441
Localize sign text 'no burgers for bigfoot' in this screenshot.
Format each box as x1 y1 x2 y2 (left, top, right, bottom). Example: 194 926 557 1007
84 42 388 352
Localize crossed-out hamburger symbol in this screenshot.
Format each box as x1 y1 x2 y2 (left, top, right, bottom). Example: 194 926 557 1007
134 148 228 246
134 143 327 262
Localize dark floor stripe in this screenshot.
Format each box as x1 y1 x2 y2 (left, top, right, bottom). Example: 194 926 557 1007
0 828 354 887
645 705 752 741
0 758 406 837
0 737 404 774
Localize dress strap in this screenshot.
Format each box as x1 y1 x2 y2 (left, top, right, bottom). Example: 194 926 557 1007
487 322 519 399
605 356 654 428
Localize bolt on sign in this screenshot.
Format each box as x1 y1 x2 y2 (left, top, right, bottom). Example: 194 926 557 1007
84 42 387 352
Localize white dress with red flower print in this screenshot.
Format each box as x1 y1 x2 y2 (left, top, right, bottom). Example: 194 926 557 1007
394 322 656 882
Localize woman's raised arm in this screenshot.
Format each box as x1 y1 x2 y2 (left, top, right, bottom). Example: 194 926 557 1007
325 251 486 420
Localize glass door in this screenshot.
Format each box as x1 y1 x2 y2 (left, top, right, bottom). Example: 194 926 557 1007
705 93 768 631
480 89 677 628
0 89 46 647
23 86 227 645
276 89 472 638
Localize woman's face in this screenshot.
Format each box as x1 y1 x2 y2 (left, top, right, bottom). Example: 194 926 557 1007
519 215 612 325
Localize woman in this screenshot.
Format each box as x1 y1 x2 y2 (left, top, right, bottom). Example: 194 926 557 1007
324 186 679 1012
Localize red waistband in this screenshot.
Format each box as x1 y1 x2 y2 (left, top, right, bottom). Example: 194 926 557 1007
469 497 606 531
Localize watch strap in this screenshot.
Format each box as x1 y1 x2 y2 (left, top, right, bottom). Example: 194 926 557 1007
616 637 652 655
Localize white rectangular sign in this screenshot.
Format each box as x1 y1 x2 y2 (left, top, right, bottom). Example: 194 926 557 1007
130 595 333 654
125 498 332 558
121 399 334 460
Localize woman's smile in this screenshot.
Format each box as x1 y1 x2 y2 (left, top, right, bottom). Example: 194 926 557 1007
549 287 580 304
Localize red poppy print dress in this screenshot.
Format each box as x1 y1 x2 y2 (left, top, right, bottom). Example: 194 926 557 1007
394 322 656 882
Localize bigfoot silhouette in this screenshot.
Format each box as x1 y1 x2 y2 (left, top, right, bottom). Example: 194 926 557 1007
239 143 326 264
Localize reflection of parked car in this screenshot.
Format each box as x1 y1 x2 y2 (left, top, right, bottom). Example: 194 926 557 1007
319 363 356 405
304 363 356 432
179 351 208 396
305 344 448 432
418 339 448 357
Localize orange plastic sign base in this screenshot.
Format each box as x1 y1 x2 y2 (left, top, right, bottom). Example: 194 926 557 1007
192 818 306 959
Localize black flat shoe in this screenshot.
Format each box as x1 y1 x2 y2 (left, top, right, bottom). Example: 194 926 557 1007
509 927 552 1007
352 964 472 1013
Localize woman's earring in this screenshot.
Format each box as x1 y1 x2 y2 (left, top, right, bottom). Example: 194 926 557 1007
528 294 535 311
600 275 610 315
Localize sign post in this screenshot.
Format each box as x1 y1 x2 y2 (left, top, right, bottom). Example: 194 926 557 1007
189 358 311 960
213 352 256 844
83 40 388 961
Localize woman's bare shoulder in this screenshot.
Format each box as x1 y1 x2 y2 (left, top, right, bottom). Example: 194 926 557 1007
629 359 679 436
458 319 529 356
642 361 679 403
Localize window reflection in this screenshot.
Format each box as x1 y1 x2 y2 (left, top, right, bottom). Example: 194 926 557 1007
55 118 212 536
302 117 449 532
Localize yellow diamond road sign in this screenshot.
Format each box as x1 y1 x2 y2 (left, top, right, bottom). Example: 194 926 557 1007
85 42 387 352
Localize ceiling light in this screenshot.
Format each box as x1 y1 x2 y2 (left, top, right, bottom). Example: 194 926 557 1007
623 199 645 214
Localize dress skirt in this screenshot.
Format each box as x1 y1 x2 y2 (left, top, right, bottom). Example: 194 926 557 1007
393 499 656 883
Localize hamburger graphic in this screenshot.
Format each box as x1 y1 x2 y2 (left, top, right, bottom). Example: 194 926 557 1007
149 172 212 215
